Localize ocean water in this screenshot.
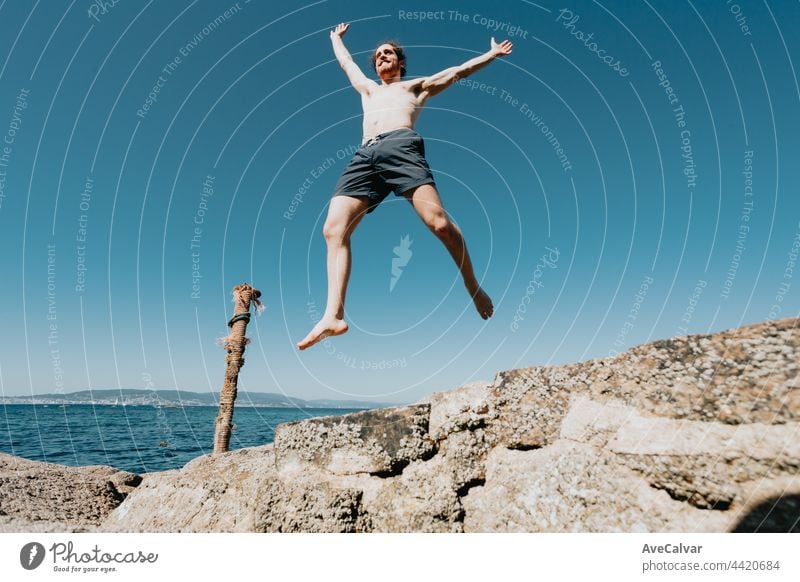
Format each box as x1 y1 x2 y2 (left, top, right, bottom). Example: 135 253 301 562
0 404 361 474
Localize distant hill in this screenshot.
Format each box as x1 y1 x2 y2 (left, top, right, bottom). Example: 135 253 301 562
0 388 398 409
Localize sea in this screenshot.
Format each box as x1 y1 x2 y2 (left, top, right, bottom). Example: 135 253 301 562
0 404 361 474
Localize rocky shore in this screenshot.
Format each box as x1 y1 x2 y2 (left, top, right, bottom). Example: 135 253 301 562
2 317 798 532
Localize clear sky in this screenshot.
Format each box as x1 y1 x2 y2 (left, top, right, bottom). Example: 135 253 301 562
0 0 798 403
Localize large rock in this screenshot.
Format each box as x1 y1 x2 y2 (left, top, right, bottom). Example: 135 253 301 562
104 444 275 532
461 442 733 532
0 453 140 532
273 405 435 477
4 317 800 532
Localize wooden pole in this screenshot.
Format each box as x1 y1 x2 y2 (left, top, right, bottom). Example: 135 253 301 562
214 283 261 454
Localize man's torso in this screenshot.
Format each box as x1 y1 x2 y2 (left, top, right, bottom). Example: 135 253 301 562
360 80 429 144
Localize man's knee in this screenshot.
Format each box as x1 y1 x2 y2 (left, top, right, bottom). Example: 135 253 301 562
324 197 368 241
324 213 363 242
323 219 347 242
427 215 454 240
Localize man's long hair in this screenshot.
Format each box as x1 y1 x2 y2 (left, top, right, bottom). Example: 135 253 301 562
371 41 406 78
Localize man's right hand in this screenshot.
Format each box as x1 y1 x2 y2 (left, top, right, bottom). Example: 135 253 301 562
331 22 349 38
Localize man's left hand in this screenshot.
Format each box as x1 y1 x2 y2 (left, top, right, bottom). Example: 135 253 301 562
490 37 513 57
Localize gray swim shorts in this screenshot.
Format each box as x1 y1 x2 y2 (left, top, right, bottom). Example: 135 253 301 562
333 127 436 213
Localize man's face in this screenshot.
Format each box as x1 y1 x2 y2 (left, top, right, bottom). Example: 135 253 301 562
375 44 402 78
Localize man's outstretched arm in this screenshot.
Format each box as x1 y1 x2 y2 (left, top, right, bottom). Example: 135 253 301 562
330 22 376 95
420 38 513 98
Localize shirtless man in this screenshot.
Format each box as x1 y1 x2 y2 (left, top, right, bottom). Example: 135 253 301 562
298 22 512 350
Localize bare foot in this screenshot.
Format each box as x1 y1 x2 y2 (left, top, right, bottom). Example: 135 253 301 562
297 316 349 350
469 286 494 319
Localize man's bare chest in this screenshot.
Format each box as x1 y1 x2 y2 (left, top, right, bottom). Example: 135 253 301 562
363 85 420 112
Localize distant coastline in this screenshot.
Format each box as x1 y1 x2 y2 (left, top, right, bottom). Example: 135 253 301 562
0 388 399 410
1 403 377 409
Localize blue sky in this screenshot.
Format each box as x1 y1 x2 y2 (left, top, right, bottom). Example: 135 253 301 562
0 0 798 403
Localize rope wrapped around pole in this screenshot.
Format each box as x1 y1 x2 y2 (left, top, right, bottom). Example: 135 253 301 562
213 283 262 454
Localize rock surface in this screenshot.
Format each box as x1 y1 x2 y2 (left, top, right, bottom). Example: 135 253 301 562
0 453 140 532
3 317 799 532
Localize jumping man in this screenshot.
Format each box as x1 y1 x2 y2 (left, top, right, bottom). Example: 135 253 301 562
298 23 513 350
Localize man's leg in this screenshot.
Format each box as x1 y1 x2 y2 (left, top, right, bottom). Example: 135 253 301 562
297 195 371 350
404 184 493 319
